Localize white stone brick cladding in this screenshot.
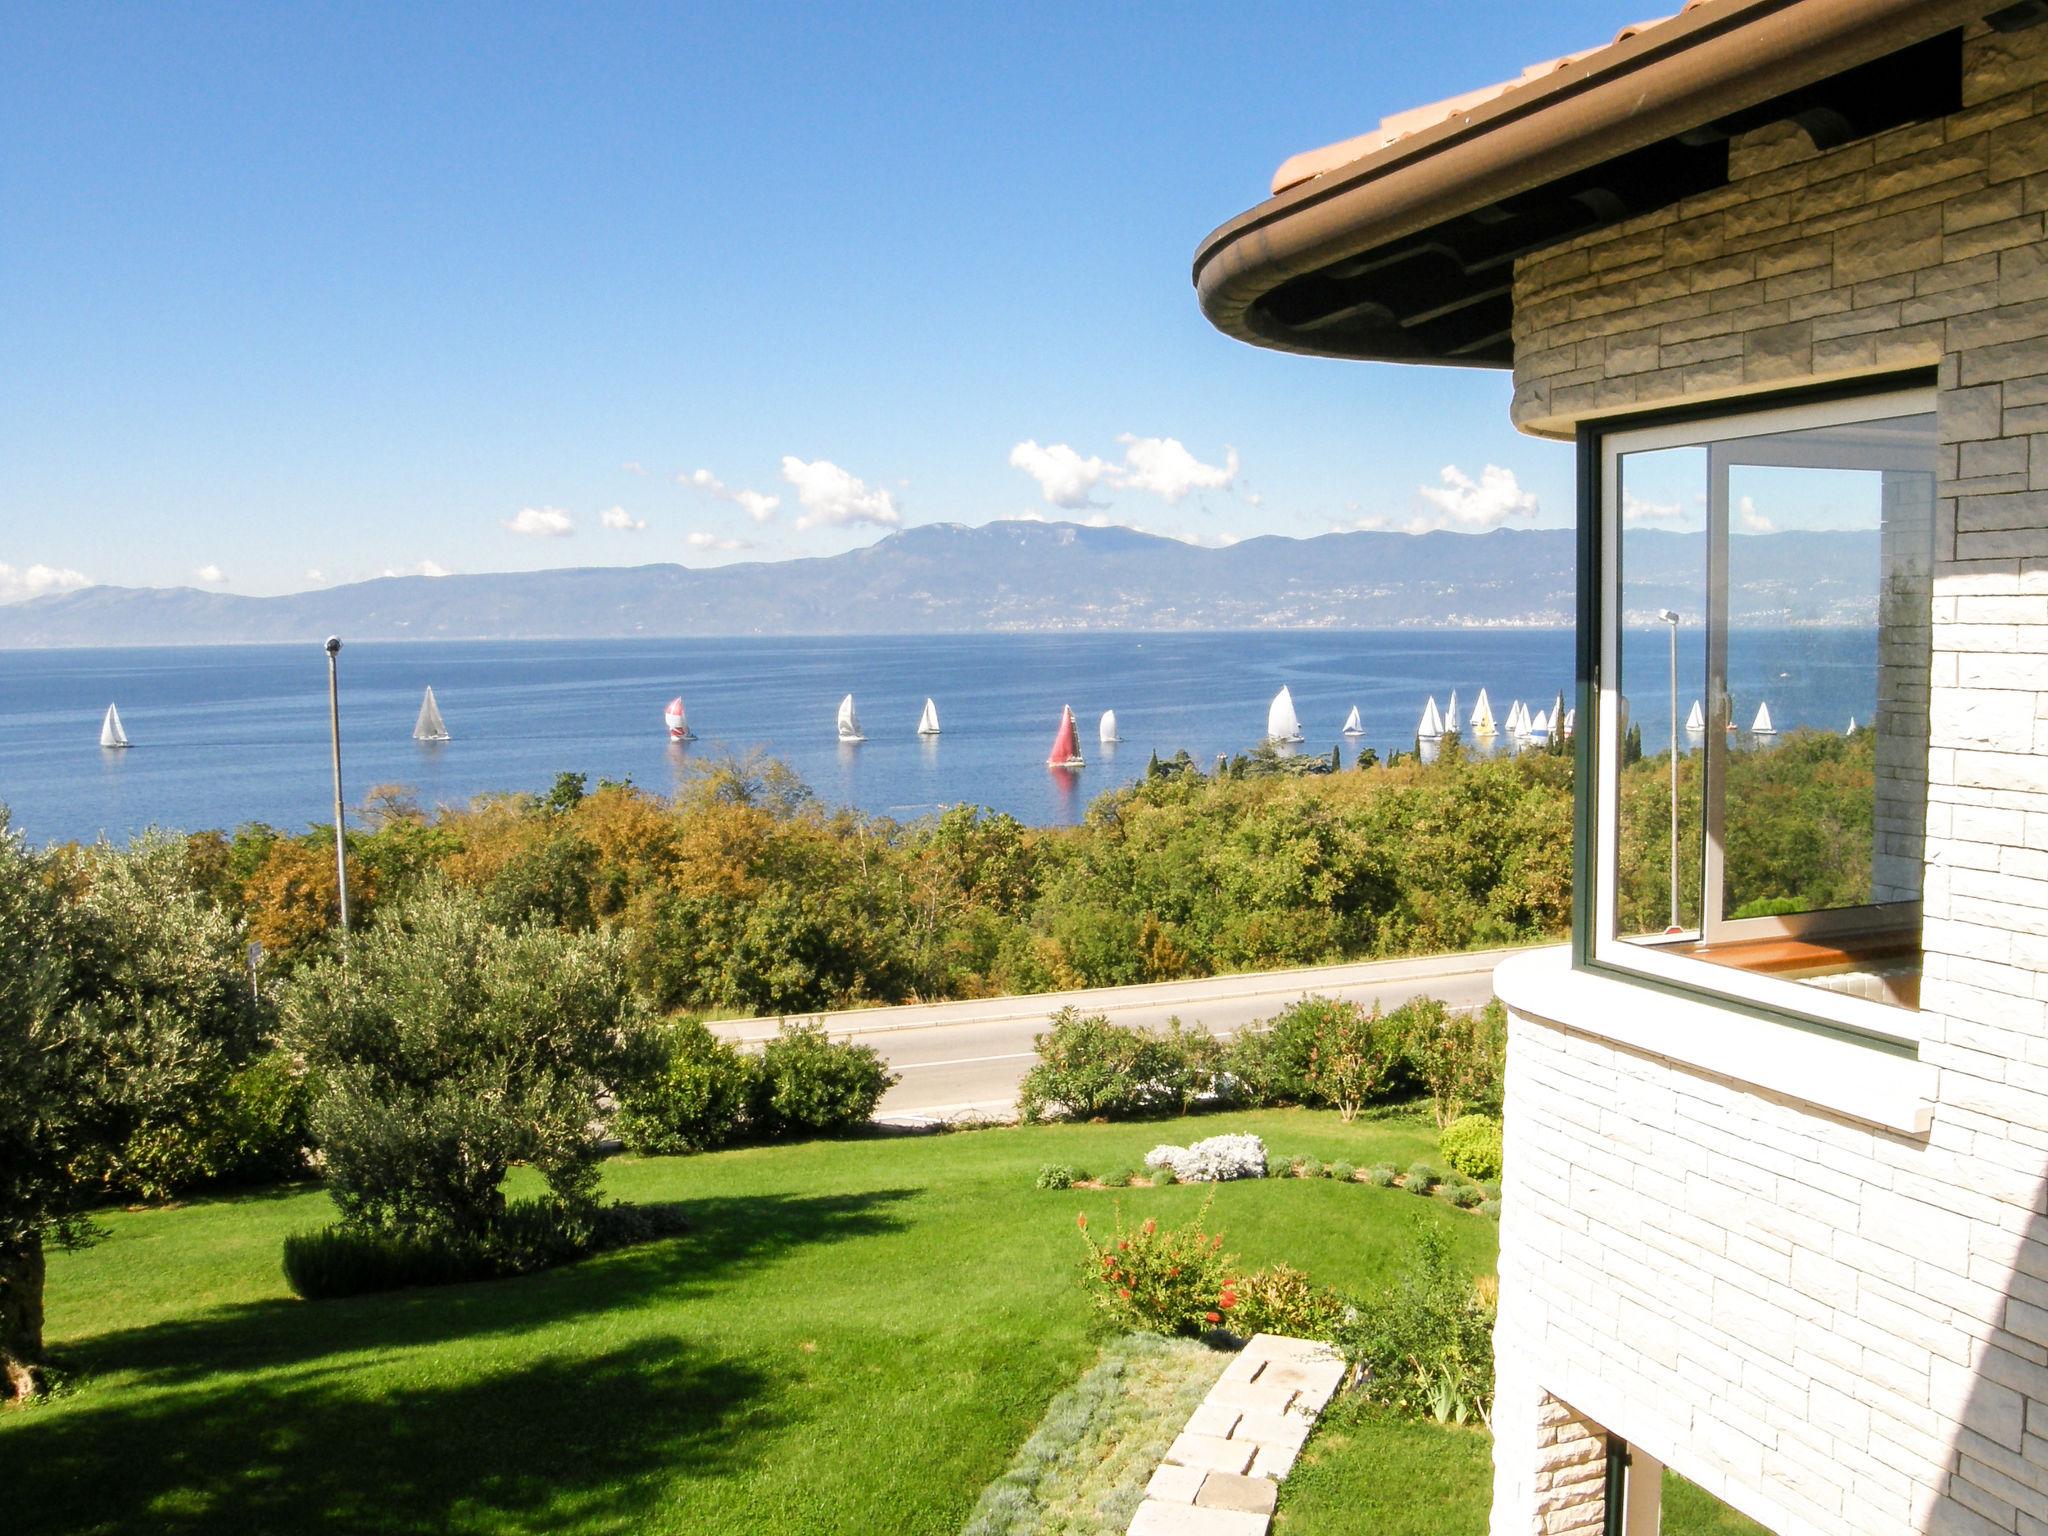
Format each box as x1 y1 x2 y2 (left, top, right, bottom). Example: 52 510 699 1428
1493 21 2048 1536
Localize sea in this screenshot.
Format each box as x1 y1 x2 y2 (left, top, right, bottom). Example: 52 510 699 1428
0 628 1877 845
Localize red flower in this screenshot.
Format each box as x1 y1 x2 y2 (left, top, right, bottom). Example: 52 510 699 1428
1117 1240 1128 1252
1141 1218 1156 1236
1211 1235 1224 1250
1205 1311 1222 1324
1076 1213 1088 1230
1218 1289 1238 1310
1119 1288 1133 1301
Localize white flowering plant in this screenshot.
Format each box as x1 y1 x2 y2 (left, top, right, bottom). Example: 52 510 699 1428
1142 1133 1267 1184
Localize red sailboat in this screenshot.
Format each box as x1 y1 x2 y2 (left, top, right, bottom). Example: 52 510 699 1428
1046 705 1084 768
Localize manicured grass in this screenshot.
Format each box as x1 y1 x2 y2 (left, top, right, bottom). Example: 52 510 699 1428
6 1107 1492 1536
1665 1469 1774 1534
1275 1402 1494 1535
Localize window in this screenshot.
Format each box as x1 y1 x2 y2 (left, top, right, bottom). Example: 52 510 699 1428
1588 385 1935 1044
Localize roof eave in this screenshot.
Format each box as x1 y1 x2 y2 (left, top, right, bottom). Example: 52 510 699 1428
1193 0 1989 366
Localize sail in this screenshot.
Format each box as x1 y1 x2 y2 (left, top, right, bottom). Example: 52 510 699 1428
1047 705 1083 767
100 703 130 749
1470 689 1496 736
917 697 940 736
1445 690 1461 733
1684 699 1704 733
1098 709 1119 744
1846 716 1857 735
1529 707 1549 736
664 696 692 740
1503 700 1522 735
837 693 864 742
1341 705 1362 736
1267 686 1304 742
1418 696 1443 737
413 686 448 742
1752 701 1775 734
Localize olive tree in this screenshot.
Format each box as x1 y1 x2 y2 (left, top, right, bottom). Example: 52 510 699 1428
280 883 649 1243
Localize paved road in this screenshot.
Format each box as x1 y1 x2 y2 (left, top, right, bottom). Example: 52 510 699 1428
705 946 1532 1122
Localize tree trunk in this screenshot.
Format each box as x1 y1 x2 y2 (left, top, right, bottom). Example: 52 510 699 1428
0 1234 47 1402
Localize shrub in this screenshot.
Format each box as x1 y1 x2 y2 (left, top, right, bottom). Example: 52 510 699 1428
1367 1164 1398 1188
1399 997 1508 1129
280 884 649 1244
1228 1263 1354 1343
1440 1113 1504 1181
1077 1203 1234 1336
1220 1001 1323 1105
1152 1164 1178 1186
1344 1221 1496 1423
613 1020 758 1154
1036 1164 1086 1191
1446 1182 1485 1210
1404 1163 1438 1195
1099 1166 1136 1188
749 1021 896 1138
1300 999 1403 1122
1291 1156 1323 1180
1016 1010 1220 1123
1143 1133 1267 1184
1479 1199 1502 1219
1325 1160 1356 1183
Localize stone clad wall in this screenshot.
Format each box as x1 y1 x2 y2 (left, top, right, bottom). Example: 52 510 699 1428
1494 20 2048 1536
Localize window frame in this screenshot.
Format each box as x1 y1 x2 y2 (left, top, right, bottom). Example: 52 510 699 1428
1571 373 1938 1057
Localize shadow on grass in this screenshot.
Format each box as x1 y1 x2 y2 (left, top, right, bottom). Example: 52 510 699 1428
5 1336 773 1536
59 1188 916 1393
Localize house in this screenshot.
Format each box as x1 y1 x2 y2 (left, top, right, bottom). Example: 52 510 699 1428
1196 2 2048 1532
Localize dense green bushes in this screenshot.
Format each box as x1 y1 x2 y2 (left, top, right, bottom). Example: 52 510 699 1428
613 1019 896 1154
1439 1114 1503 1181
1018 993 1505 1128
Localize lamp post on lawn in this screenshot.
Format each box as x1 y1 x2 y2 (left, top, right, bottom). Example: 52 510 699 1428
1658 609 1681 933
325 636 350 939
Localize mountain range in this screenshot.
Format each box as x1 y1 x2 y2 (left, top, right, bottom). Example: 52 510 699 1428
0 520 1881 647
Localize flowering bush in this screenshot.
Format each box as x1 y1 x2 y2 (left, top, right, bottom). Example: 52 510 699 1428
1142 1133 1267 1184
1228 1263 1355 1343
1076 1201 1236 1336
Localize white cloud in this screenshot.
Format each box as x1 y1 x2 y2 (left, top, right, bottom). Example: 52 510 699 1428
1622 490 1685 524
685 468 782 524
0 561 91 604
1009 440 1118 509
1331 514 1390 532
600 506 647 532
194 564 226 584
685 531 750 552
304 568 325 584
1007 434 1241 508
504 506 574 538
1115 435 1240 503
1413 463 1539 531
621 460 647 476
381 559 451 579
779 456 903 531
1736 494 1776 534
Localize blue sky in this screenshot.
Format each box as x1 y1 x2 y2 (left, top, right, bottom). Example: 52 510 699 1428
1 1 1660 600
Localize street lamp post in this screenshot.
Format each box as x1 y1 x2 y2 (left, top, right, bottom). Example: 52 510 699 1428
324 636 350 938
1658 609 1681 932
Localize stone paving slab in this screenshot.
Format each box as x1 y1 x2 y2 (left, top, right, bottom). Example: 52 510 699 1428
1127 1501 1270 1536
1129 1335 1347 1536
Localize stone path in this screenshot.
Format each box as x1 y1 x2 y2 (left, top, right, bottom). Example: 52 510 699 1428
1126 1333 1348 1535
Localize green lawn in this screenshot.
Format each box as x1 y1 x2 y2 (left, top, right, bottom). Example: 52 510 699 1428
6 1108 1491 1536
1277 1402 1494 1535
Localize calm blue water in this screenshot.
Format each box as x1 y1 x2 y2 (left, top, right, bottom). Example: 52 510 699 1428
0 629 1874 844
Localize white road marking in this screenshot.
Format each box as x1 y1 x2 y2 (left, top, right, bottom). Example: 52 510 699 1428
890 1050 1039 1071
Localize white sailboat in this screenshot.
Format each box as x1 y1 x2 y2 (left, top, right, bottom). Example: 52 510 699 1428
1418 695 1444 738
1098 709 1120 744
917 697 940 736
1561 706 1575 736
1341 705 1363 736
1846 715 1857 734
1504 700 1525 736
99 703 130 749
664 696 694 741
1469 688 1497 737
837 693 865 743
413 687 449 742
1266 686 1305 743
1684 699 1705 734
1751 701 1776 735
1528 706 1549 737
1444 690 1462 734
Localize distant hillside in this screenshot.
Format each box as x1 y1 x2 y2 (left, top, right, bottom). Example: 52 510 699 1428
0 521 1880 647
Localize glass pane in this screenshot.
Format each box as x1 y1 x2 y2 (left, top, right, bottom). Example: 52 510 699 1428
1606 405 1935 1014
1614 445 1707 941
